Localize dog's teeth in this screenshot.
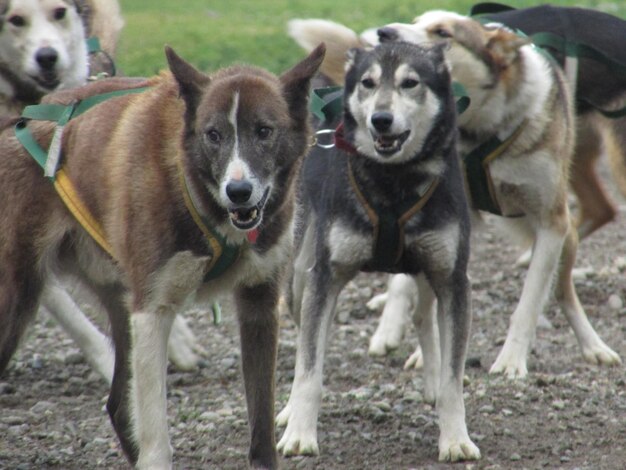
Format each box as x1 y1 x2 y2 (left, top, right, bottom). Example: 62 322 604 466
230 212 239 221
251 209 258 219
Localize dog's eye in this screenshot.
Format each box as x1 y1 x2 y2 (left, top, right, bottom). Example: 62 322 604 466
53 7 67 21
361 78 376 89
401 78 419 89
257 126 273 140
8 15 26 27
434 28 451 38
205 129 221 144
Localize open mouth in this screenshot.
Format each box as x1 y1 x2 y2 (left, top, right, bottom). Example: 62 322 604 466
228 187 270 230
31 73 60 91
372 130 411 156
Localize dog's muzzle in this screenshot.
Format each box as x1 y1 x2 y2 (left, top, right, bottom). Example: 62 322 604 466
32 47 61 90
370 112 410 156
226 183 270 230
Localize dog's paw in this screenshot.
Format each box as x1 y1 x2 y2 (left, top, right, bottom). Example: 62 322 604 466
167 315 206 371
277 423 319 456
275 403 291 427
438 438 481 462
366 292 387 311
489 350 528 379
581 341 621 366
403 346 424 370
514 247 532 268
276 403 319 456
368 325 403 356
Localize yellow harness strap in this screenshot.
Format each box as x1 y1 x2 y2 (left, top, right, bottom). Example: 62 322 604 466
53 169 115 257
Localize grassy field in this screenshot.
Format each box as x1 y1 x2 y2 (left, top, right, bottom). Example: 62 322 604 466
117 0 626 77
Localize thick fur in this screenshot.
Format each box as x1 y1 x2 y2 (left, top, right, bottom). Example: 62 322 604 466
0 0 140 384
0 45 325 468
276 42 480 462
473 5 626 238
287 12 621 378
0 0 123 114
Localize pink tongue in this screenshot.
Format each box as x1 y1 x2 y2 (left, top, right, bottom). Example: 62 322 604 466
247 229 259 244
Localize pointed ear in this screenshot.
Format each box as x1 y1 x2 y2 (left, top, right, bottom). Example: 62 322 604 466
486 29 528 68
165 46 210 117
280 43 326 128
345 47 363 73
426 42 451 75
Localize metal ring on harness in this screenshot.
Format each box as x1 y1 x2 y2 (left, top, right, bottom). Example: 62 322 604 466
313 128 336 149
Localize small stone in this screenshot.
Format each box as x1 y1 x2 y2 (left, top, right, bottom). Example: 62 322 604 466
64 352 84 365
2 415 26 426
552 400 566 410
30 401 55 414
510 453 522 461
608 294 623 311
372 401 391 412
336 310 350 324
480 405 495 413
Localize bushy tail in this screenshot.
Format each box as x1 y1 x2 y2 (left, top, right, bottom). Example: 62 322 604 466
287 19 362 85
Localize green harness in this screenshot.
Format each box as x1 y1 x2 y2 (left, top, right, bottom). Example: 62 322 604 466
15 86 243 285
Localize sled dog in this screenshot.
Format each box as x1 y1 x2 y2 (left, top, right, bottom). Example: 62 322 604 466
276 41 480 462
0 44 325 468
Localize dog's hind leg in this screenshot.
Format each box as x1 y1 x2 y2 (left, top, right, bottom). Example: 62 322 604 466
277 262 352 456
571 117 616 239
0 262 44 374
41 277 114 384
490 224 566 379
555 226 621 366
410 274 440 404
368 274 415 356
236 282 280 469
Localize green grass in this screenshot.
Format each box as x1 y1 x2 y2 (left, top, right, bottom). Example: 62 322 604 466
117 0 626 76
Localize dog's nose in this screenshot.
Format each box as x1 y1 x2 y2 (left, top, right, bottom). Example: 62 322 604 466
371 112 394 132
36 47 58 71
378 27 399 43
226 180 253 204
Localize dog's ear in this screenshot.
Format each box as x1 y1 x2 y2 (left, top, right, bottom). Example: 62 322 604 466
486 28 529 68
426 42 451 75
344 47 364 73
165 46 210 115
280 43 326 128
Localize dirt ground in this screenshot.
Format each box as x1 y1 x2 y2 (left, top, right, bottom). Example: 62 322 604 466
1 170 625 469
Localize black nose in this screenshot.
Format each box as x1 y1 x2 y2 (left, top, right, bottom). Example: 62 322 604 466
226 180 253 204
36 47 58 70
378 27 399 43
371 112 394 132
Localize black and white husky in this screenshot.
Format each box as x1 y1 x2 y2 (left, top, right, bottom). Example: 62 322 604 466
276 42 480 462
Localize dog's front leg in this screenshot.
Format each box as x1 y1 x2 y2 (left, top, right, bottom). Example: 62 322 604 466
235 283 280 469
130 311 176 469
433 273 480 462
277 263 350 457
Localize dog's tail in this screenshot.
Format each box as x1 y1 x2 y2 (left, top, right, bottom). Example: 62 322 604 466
287 19 362 85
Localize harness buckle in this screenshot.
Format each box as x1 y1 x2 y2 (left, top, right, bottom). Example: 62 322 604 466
312 128 336 149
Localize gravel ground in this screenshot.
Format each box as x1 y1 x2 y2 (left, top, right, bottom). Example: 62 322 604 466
1 174 625 470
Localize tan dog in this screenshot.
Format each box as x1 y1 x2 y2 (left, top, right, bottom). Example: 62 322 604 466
0 44 325 468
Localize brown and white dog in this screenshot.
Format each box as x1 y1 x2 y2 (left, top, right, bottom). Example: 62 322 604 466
287 11 621 379
0 43 325 469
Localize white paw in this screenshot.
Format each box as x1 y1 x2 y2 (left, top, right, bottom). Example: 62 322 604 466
489 350 528 379
403 346 424 370
438 437 481 462
366 293 387 311
276 405 319 456
581 341 621 366
368 324 404 356
514 247 532 268
167 315 205 371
